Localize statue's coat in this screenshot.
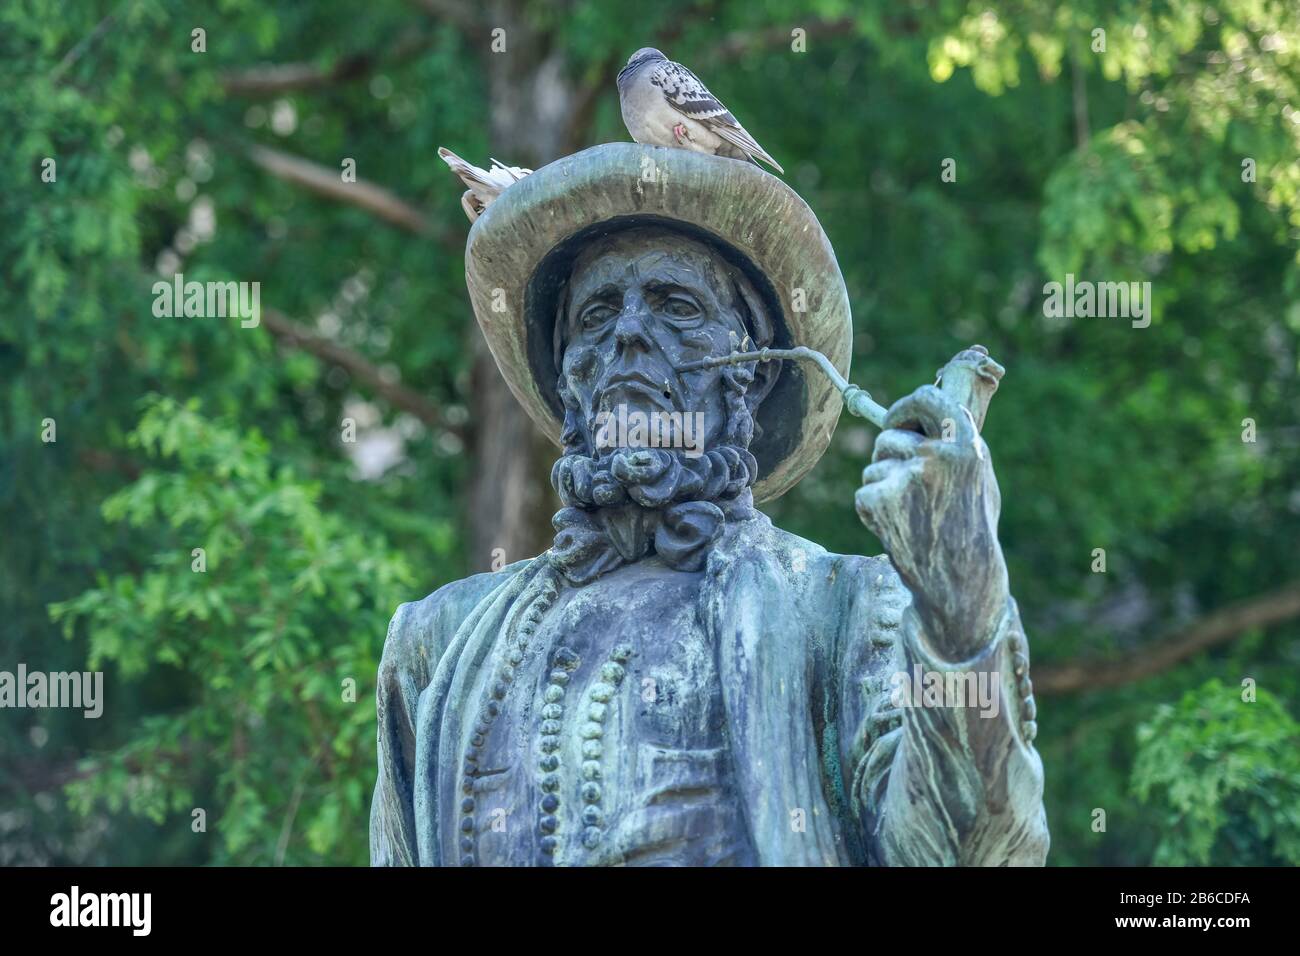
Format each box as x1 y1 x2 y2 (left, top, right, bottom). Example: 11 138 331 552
371 512 1049 866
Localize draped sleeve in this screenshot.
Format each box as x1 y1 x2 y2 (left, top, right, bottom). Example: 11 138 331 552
369 566 522 866
828 555 1050 866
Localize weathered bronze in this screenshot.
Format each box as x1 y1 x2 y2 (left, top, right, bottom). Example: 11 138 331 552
370 144 1049 866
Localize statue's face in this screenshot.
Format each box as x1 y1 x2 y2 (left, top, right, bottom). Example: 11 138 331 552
560 235 751 456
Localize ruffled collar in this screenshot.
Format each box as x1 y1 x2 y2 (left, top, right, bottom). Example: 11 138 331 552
549 493 755 586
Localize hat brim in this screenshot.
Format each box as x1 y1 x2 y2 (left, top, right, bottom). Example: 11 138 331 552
464 142 851 502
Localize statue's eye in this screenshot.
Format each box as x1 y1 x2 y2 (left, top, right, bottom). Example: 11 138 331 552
662 296 701 320
580 304 617 330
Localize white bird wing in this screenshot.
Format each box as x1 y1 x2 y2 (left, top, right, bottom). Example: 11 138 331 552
489 158 532 184
438 147 532 222
649 60 784 173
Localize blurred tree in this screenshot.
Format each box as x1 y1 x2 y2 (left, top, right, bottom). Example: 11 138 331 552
1133 679 1300 865
50 397 413 864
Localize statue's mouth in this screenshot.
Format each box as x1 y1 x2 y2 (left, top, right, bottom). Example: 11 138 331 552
599 371 675 413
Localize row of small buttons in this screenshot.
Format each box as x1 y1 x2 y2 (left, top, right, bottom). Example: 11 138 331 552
575 645 633 851
459 573 559 866
536 646 581 864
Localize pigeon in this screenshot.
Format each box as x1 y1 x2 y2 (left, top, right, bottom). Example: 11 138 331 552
437 147 532 223
617 47 784 174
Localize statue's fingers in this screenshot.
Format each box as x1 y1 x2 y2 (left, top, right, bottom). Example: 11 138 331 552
884 384 972 443
854 483 886 530
860 461 896 486
855 476 916 564
870 427 925 465
857 461 922 529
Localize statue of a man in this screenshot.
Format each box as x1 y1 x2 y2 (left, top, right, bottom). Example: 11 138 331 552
370 144 1049 866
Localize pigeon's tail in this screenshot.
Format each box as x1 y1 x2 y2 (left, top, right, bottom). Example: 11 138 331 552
750 148 784 175
712 124 784 174
438 147 494 191
716 141 784 175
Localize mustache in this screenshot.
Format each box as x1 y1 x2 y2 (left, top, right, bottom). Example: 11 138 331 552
557 356 760 460
595 368 679 410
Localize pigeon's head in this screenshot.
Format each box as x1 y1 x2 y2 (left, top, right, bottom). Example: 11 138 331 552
617 47 666 87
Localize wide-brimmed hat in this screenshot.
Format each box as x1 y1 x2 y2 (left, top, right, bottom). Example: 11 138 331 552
463 142 851 502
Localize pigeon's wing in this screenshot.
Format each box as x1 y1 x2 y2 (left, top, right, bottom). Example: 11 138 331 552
650 61 784 173
489 158 533 184
709 119 785 174
650 60 739 126
439 148 531 222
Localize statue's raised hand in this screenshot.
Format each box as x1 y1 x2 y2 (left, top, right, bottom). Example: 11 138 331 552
854 351 1009 661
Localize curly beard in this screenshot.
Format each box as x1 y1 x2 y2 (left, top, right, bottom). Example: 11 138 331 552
551 362 760 512
546 364 761 580
551 444 756 511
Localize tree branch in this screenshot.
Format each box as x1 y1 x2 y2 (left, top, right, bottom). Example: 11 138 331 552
243 143 440 238
261 309 463 438
220 30 432 97
1070 50 1091 149
49 11 117 84
78 448 141 480
408 0 483 33
716 17 857 60
1034 581 1300 695
221 55 377 97
563 56 618 155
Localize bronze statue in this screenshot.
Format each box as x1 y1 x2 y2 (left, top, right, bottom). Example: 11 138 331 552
370 143 1049 866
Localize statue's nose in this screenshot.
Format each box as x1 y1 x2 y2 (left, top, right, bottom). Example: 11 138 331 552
614 299 653 353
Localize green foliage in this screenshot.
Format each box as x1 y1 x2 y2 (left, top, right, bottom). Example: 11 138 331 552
1133 679 1300 865
49 397 414 863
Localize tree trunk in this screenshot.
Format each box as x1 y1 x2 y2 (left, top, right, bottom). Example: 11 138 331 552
465 8 577 570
